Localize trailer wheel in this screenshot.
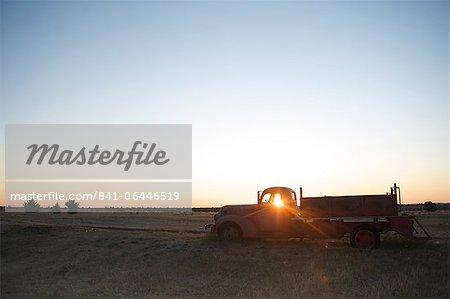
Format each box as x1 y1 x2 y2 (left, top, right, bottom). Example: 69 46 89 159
350 226 380 249
218 223 242 242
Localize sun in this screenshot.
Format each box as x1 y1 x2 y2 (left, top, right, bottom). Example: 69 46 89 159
273 193 284 207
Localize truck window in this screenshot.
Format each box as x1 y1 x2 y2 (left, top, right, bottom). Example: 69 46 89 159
261 193 271 204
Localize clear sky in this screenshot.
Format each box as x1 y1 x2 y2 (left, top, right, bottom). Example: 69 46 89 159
1 1 449 206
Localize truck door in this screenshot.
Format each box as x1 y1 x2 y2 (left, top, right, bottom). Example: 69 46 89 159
254 191 296 236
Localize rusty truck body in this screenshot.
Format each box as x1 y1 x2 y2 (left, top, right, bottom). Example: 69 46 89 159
205 184 431 249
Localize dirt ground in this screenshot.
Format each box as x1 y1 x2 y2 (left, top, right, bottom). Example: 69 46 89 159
1 211 449 298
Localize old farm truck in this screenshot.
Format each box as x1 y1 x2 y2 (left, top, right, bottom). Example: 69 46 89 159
205 184 431 248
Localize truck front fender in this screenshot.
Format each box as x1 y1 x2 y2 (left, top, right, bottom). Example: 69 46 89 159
216 215 258 239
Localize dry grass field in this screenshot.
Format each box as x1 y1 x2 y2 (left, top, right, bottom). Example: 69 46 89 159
1 211 449 298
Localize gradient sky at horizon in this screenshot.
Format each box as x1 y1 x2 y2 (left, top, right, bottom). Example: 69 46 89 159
1 1 449 206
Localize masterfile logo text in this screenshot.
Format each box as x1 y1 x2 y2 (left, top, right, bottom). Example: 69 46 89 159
26 141 170 171
6 124 191 180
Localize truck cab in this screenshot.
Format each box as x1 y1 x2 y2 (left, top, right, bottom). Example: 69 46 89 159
258 187 298 207
207 187 300 241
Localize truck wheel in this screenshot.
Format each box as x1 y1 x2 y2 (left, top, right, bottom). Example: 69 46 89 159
350 226 380 249
218 223 242 241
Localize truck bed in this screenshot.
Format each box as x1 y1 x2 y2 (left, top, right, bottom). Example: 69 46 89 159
300 194 398 218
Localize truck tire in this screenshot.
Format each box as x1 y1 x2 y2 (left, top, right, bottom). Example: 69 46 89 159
350 226 380 249
218 223 242 241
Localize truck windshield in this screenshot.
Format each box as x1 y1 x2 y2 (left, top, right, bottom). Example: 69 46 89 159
259 188 297 206
261 192 284 206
